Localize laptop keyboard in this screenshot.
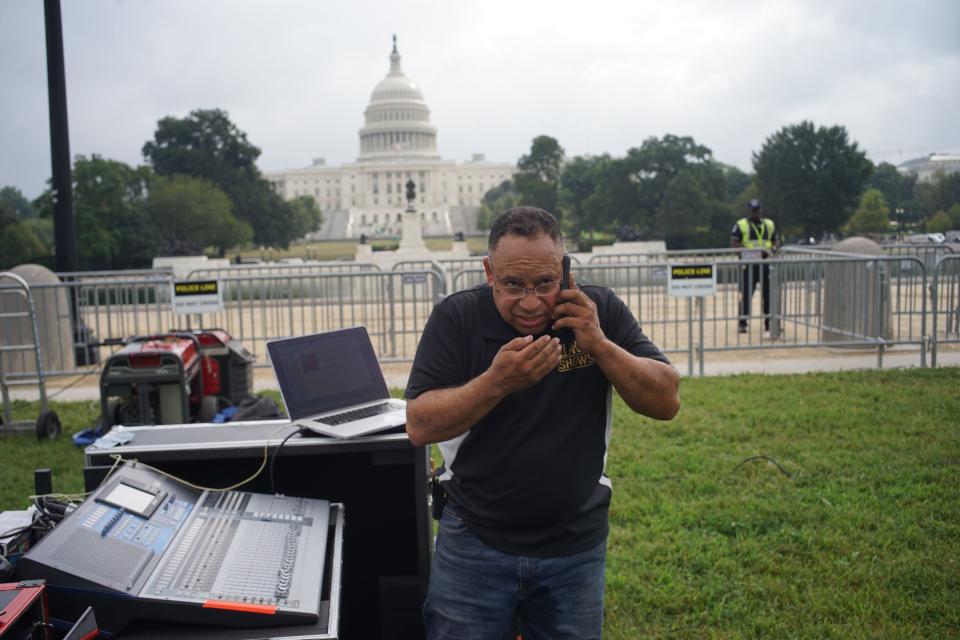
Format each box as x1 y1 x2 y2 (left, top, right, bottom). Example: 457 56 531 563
319 402 396 426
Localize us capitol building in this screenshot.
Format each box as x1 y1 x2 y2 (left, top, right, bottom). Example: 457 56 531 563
265 38 515 239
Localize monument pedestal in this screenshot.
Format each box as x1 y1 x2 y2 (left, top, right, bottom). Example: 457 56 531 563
398 209 426 252
353 206 470 268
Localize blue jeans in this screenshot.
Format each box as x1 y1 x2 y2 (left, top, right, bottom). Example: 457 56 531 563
425 505 606 640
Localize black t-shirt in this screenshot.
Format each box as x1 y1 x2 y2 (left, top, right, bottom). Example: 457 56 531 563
405 283 669 556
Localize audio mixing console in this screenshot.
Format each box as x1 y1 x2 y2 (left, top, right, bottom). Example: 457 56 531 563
17 461 337 634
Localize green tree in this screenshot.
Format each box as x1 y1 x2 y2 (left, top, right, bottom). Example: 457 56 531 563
558 156 602 239
948 203 960 228
867 162 916 221
34 155 160 269
76 156 159 269
731 182 760 211
608 135 725 243
515 135 565 214
0 196 16 229
911 171 960 220
719 163 753 203
143 109 298 247
288 196 323 238
634 135 723 234
0 222 48 269
753 121 872 238
657 171 730 249
843 188 891 236
1 213 56 268
147 175 252 256
581 154 643 235
478 180 518 230
927 210 952 233
0 186 36 220
23 218 54 251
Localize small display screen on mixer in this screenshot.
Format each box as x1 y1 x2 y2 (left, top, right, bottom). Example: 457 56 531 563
103 482 156 516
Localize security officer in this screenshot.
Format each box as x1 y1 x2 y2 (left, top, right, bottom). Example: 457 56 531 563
731 199 780 333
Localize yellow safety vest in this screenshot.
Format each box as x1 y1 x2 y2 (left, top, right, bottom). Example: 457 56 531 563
737 218 775 250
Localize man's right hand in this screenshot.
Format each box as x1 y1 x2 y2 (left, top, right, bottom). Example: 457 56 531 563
487 334 561 395
406 335 561 447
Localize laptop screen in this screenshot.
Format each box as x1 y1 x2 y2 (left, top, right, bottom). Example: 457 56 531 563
268 327 389 420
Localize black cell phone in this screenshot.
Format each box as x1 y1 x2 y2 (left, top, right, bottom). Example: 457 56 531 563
556 254 573 343
560 254 571 290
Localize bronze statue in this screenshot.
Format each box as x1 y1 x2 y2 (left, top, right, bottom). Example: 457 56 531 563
406 179 416 207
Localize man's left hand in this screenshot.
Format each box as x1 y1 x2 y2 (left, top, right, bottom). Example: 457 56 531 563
552 271 605 353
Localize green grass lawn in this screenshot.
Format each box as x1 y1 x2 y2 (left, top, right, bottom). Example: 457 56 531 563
1 368 958 637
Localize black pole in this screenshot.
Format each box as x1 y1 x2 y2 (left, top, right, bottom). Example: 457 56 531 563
43 0 78 273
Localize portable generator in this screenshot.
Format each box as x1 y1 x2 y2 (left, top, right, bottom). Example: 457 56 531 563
99 330 254 429
192 329 255 405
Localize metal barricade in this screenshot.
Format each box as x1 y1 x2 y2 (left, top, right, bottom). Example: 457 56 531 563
67 276 175 376
454 257 929 374
588 249 741 265
438 258 486 272
882 243 954 273
393 260 452 294
575 263 699 373
931 255 960 367
186 261 382 280
178 269 446 364
451 268 488 294
735 255 928 369
56 268 173 282
10 251 952 379
437 258 483 289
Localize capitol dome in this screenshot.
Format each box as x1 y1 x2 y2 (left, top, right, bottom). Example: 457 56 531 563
358 37 439 162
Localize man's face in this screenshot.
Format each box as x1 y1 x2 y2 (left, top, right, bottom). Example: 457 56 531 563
749 206 762 222
483 233 564 336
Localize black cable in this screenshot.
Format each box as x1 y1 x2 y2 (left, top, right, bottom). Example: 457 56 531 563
29 621 56 640
269 427 308 494
44 365 102 401
35 497 66 519
31 495 76 526
11 365 103 409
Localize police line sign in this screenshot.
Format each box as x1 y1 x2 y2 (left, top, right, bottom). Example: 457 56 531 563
667 264 716 297
171 280 223 315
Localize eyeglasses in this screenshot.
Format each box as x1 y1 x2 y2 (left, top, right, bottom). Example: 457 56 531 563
495 281 560 300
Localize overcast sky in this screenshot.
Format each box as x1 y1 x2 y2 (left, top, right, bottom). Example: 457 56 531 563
2 0 958 199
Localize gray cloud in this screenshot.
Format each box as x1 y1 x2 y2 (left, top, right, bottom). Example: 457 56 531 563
2 0 958 199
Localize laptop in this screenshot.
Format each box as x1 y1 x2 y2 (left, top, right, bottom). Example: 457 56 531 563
267 327 407 439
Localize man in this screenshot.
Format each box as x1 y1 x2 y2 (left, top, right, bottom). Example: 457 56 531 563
731 199 780 333
405 207 679 639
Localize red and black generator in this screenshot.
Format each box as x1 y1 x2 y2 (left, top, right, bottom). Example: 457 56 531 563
193 329 255 405
99 330 254 429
